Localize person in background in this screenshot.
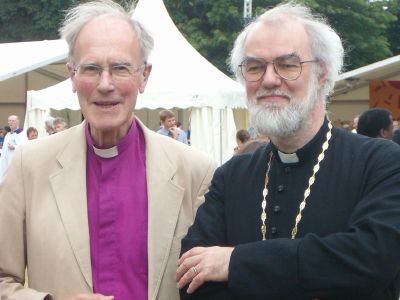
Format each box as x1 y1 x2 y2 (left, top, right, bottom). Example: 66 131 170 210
44 117 56 135
26 127 39 140
351 114 359 133
0 115 26 179
392 119 399 134
357 107 394 139
0 1 215 299
235 139 268 155
233 129 250 155
176 2 400 299
0 127 5 150
53 117 69 133
157 109 188 144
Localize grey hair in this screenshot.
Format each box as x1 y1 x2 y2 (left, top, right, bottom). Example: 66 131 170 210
59 0 154 63
230 1 344 98
44 117 55 128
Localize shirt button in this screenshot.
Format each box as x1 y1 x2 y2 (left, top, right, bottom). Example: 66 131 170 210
277 185 284 192
271 227 278 235
273 205 280 213
285 166 291 173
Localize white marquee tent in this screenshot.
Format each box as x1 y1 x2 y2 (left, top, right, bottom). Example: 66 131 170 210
24 0 246 164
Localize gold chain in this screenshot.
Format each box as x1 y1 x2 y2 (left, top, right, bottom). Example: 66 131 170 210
260 122 333 240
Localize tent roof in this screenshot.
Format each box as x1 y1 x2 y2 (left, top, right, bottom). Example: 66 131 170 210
0 39 68 81
333 55 400 97
134 0 245 109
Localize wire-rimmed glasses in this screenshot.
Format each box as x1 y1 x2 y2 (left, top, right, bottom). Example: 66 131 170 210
73 62 146 82
239 55 318 82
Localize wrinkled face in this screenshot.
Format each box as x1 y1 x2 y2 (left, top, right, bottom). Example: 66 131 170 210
162 117 176 129
8 116 18 131
68 16 151 142
54 123 66 132
243 21 323 137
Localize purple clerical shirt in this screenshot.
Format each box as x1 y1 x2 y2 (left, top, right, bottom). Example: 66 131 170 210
86 120 148 300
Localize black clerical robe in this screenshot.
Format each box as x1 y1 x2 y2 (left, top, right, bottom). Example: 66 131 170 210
180 119 400 300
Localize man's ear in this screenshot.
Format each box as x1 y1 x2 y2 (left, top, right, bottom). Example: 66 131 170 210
139 63 152 94
66 62 77 93
379 127 391 139
318 62 328 86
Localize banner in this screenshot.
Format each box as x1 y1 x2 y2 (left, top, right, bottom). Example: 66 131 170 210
369 80 400 119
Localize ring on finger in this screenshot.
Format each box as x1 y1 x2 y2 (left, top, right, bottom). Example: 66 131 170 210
192 266 198 276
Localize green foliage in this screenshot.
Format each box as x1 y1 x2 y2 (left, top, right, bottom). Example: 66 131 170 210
166 0 398 73
0 0 74 42
164 0 243 74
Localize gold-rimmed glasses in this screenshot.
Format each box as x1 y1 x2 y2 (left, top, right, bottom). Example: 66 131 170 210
239 55 318 82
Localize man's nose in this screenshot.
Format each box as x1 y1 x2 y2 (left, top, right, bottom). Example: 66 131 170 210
97 70 115 91
260 64 282 88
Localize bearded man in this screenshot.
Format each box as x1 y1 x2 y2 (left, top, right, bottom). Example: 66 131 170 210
175 2 400 300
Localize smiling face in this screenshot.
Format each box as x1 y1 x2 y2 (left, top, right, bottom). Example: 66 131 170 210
68 16 151 146
243 20 323 138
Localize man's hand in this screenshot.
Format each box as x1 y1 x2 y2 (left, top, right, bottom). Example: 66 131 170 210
168 125 179 139
8 143 15 150
176 246 234 294
65 293 114 300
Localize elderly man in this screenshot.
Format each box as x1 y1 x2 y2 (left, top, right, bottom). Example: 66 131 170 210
0 115 25 179
0 1 215 300
176 2 400 300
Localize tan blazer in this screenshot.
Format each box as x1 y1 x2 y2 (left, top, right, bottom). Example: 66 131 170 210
0 120 216 300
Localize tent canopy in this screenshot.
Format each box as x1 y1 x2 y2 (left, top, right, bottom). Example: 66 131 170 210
0 39 68 82
333 55 400 98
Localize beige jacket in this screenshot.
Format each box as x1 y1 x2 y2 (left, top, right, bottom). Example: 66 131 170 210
0 119 215 300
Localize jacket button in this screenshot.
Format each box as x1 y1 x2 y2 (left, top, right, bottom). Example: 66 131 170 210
277 185 284 192
273 205 280 213
271 227 278 235
285 166 291 173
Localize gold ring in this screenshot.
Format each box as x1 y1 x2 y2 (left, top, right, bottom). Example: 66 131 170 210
192 266 198 276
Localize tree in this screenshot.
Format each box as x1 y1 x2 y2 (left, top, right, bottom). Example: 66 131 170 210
0 0 74 43
164 0 243 74
386 0 400 56
166 0 397 73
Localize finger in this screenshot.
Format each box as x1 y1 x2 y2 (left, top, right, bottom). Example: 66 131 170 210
177 265 200 289
186 270 205 294
176 253 203 281
178 247 205 264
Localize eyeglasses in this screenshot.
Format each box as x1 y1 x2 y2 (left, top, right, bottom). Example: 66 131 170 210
239 55 318 82
73 62 146 82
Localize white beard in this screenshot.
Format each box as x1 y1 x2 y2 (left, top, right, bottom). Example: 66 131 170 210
247 74 319 138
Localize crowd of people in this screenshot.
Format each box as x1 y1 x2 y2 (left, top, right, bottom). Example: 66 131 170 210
0 115 69 178
1 1 400 300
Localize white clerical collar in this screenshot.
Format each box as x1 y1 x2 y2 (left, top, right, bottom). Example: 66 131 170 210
278 150 299 163
93 145 119 158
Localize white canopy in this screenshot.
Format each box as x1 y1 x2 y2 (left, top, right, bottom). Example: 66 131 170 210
0 39 68 82
24 0 246 164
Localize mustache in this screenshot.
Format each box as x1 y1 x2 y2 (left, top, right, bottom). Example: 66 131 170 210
255 88 292 99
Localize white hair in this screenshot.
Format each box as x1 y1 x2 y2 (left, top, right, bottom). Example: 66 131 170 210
230 1 344 99
59 0 154 63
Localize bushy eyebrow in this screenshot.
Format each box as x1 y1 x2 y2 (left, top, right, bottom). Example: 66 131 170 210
243 52 300 62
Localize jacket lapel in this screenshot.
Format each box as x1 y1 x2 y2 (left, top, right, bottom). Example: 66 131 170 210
140 122 184 300
50 123 93 290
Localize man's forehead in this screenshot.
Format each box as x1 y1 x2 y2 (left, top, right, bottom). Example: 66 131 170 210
244 20 310 58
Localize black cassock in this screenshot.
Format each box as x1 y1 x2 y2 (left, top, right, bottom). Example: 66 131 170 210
181 118 400 300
